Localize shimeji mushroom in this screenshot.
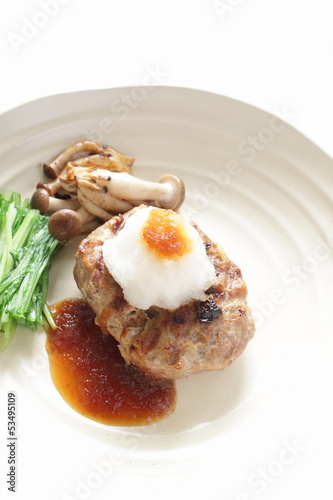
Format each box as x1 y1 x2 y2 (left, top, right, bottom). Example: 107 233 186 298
43 140 134 179
31 188 80 215
77 184 133 218
36 178 62 195
75 170 185 212
31 140 135 219
31 140 186 241
48 207 98 241
46 172 185 240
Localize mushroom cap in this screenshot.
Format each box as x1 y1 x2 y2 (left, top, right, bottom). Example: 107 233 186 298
31 188 50 215
157 174 185 211
48 209 82 241
43 162 58 179
43 140 135 179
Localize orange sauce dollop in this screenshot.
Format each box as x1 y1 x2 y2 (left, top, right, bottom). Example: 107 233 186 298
46 299 176 426
142 208 193 259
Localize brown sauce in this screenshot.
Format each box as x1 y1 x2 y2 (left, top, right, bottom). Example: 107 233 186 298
46 298 176 426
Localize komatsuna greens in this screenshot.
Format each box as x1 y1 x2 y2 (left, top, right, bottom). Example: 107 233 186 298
0 190 62 351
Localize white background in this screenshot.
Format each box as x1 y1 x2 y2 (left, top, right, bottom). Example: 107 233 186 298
1 0 333 157
1 2 333 500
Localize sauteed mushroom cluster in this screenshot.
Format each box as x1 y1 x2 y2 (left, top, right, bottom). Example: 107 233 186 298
31 141 185 241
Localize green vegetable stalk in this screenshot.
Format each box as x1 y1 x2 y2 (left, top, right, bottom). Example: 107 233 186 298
0 190 62 351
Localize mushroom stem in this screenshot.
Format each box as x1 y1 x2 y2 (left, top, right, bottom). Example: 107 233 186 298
43 141 106 179
43 141 134 179
48 207 96 241
77 179 134 213
31 189 80 215
37 178 62 195
77 189 114 222
90 171 185 211
80 219 101 235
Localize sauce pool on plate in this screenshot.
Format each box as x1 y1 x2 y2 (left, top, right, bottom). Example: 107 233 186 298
46 298 176 426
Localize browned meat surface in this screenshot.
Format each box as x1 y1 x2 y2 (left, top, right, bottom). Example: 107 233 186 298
74 207 255 379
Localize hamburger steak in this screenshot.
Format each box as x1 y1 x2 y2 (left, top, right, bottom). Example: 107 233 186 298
74 207 255 379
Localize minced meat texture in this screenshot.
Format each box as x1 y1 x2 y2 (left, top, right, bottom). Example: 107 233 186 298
74 206 255 379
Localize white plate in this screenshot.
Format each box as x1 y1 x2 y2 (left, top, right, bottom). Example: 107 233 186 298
1 87 333 500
